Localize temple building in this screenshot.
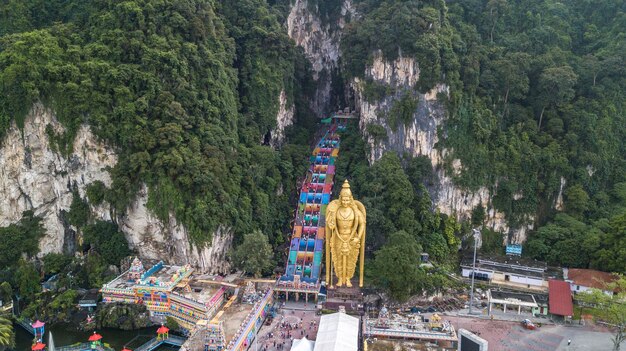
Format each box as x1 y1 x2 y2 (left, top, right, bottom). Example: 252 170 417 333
101 258 274 351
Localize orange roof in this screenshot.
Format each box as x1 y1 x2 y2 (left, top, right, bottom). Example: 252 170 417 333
567 269 618 291
32 342 46 350
157 325 169 334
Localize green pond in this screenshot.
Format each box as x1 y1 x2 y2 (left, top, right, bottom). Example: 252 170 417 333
13 323 179 351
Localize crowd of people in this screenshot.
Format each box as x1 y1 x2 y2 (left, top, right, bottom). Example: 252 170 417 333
259 310 319 351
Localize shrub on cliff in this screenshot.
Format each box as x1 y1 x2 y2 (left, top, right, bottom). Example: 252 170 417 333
96 303 151 331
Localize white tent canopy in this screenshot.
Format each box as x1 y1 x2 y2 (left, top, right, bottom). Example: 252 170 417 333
313 312 359 351
291 336 315 351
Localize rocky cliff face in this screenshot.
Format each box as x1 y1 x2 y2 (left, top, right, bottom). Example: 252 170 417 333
270 90 295 147
0 104 232 273
352 53 533 243
287 0 354 116
119 184 232 274
286 3 536 242
0 104 117 254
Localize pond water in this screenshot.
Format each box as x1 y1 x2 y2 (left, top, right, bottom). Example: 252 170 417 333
13 323 178 351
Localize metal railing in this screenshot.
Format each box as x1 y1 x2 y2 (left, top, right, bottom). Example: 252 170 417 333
135 336 187 351
56 343 111 351
15 317 34 335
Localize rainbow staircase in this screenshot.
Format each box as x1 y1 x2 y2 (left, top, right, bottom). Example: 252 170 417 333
282 124 344 285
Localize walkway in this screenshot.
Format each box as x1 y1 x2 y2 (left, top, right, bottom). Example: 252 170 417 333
276 123 346 296
135 335 186 351
15 317 34 335
56 343 111 351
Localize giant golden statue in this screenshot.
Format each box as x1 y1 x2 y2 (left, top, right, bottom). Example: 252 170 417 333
325 180 366 288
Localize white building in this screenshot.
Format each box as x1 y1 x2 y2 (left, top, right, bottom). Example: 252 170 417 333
313 312 359 351
460 256 559 291
291 337 315 351
564 268 618 296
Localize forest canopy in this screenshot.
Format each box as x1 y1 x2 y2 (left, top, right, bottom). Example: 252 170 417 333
339 0 625 272
0 0 316 248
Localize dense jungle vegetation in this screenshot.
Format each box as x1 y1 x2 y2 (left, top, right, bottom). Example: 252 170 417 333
0 0 317 317
0 0 316 247
0 0 623 311
338 0 625 274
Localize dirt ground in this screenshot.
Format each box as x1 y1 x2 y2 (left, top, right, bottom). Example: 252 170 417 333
222 303 255 342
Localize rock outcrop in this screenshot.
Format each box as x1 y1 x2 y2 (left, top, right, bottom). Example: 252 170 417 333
0 104 117 255
119 184 232 274
270 90 295 147
352 53 533 243
96 302 151 330
287 0 354 116
0 104 232 273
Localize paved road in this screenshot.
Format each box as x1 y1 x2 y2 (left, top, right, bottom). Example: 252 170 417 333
447 315 622 351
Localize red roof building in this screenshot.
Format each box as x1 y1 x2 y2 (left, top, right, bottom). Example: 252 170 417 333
548 280 573 317
566 268 618 293
31 342 46 351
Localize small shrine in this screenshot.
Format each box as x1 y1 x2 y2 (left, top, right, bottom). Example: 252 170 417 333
31 320 45 342
156 324 169 340
31 342 46 351
88 332 103 348
375 306 390 329
206 320 226 351
127 257 145 281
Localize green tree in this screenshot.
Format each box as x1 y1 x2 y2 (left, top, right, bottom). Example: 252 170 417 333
231 230 274 278
83 221 131 267
565 184 590 219
42 253 72 275
0 282 11 306
165 316 180 331
536 65 578 130
576 275 626 351
85 253 109 288
480 229 504 254
372 231 421 301
15 259 40 300
0 210 44 269
0 316 15 351
67 190 90 228
86 181 107 206
49 289 78 320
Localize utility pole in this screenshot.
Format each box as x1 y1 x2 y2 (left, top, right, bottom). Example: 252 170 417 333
469 228 479 315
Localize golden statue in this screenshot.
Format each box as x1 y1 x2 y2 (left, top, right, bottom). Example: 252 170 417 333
325 180 366 288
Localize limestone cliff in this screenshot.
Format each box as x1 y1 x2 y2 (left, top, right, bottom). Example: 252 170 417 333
119 184 232 274
285 2 537 242
0 104 117 254
269 90 295 147
352 53 534 243
287 0 354 116
0 105 231 273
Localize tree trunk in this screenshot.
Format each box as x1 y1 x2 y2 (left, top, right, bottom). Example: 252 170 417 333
538 106 545 130
612 325 624 351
